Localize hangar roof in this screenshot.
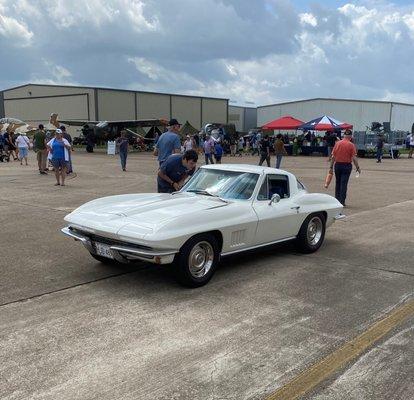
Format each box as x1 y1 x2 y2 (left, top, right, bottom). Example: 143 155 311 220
258 97 414 109
1 83 228 102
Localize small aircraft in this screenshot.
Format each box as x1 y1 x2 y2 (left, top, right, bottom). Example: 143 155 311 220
0 118 36 135
52 114 167 147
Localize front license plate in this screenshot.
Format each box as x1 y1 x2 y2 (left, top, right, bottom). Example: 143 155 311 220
94 242 114 259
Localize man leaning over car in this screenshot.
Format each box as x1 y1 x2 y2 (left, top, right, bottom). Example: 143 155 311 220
157 149 198 193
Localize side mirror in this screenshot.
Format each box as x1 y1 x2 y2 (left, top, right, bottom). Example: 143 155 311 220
269 193 281 205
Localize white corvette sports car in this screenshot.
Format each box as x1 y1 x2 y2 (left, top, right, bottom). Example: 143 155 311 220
62 164 344 287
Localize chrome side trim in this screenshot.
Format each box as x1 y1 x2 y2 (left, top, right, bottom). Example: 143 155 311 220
221 236 297 257
61 227 94 253
110 245 178 258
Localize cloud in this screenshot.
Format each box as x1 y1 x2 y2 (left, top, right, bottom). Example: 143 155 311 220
1 0 414 105
0 14 33 46
299 12 318 27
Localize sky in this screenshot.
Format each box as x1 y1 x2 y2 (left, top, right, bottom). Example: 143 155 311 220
1 0 414 105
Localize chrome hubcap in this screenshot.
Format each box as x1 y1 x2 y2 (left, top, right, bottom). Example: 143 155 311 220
307 217 323 246
188 241 214 278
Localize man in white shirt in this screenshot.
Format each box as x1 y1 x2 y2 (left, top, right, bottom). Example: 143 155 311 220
15 133 30 166
183 135 194 151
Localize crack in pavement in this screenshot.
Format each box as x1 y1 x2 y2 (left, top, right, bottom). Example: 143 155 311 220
301 252 414 279
0 197 76 213
0 267 148 309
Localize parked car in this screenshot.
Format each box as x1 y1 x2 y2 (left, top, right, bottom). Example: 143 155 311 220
61 164 344 287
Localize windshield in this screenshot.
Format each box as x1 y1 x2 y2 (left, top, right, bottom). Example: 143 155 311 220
182 169 259 200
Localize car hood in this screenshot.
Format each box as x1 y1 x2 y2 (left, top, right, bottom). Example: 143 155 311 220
64 193 228 238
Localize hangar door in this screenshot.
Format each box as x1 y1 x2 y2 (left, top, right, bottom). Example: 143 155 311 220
4 94 90 123
171 96 201 129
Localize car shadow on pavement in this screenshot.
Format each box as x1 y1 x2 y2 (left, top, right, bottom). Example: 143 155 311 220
94 241 304 291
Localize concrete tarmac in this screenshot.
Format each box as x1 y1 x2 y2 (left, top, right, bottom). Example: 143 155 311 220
0 151 413 399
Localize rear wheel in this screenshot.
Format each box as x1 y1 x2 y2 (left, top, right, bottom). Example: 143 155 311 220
174 233 220 287
296 213 326 253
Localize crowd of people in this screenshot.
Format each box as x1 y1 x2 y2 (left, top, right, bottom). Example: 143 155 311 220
2 117 414 207
0 124 74 186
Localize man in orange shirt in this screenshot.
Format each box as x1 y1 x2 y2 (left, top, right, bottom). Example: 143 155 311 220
329 130 361 206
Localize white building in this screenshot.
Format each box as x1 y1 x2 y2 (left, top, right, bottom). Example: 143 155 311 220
258 98 414 132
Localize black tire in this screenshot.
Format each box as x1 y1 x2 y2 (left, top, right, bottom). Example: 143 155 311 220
90 252 122 265
174 233 220 288
295 213 326 254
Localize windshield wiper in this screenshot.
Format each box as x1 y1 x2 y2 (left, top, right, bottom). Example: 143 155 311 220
186 189 229 203
187 189 215 196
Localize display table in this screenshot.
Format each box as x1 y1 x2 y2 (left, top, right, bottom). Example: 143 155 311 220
300 145 328 156
283 144 328 156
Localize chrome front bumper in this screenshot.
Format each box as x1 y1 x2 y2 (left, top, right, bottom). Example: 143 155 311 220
61 227 178 264
334 213 346 220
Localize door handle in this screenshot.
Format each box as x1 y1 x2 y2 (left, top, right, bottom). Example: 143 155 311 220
290 206 300 210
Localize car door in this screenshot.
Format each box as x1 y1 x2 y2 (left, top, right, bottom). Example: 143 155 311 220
252 174 303 244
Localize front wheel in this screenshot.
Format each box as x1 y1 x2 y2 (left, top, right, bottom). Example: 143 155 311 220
296 213 326 253
174 233 220 287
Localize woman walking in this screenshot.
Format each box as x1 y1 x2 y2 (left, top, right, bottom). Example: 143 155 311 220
47 129 71 186
15 133 31 166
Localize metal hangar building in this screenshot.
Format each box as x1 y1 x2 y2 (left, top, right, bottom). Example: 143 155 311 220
0 83 229 132
258 98 414 131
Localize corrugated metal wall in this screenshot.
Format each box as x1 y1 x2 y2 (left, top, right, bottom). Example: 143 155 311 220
228 106 258 132
202 98 227 127
244 108 258 131
172 96 201 128
257 99 413 131
228 106 244 131
390 104 414 131
97 89 135 120
137 92 170 120
4 95 89 122
0 91 4 118
3 84 96 121
2 84 228 131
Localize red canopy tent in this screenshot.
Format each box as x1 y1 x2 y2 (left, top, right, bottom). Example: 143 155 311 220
262 115 304 130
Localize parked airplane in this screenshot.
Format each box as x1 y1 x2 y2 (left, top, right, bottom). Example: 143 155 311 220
53 114 167 144
0 118 36 134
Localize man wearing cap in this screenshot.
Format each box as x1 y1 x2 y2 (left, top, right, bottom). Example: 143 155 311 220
154 118 182 165
329 129 361 206
157 150 198 193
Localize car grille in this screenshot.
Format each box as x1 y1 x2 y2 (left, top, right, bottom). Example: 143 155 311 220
70 227 153 251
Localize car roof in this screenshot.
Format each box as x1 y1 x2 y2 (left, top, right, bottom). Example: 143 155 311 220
201 163 295 177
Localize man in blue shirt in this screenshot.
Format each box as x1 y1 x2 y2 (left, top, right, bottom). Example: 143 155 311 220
157 150 198 193
154 118 182 165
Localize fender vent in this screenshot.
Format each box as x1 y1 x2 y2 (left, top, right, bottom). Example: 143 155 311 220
231 230 246 247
